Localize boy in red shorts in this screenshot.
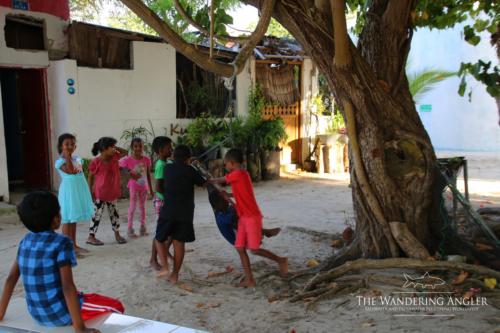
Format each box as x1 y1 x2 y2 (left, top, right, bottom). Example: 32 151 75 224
207 148 288 287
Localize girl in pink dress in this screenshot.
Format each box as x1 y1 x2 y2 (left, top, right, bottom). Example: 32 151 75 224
120 137 154 238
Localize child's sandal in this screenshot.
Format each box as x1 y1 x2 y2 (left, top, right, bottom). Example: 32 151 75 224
140 225 150 237
127 228 138 239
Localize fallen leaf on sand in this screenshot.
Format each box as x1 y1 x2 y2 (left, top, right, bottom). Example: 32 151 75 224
180 284 193 292
463 291 474 301
451 271 469 285
302 297 314 302
306 260 319 267
330 240 340 247
426 257 435 261
10 245 16 248
476 243 493 251
486 200 494 204
203 301 220 308
343 227 355 242
485 278 497 290
424 278 436 285
371 290 380 297
288 270 301 274
315 243 320 246
268 297 279 302
480 204 485 208
197 303 204 307
185 249 194 253
208 273 218 278
226 266 233 272
361 323 376 327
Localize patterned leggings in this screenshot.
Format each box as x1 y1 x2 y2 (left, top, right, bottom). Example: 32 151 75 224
128 189 147 228
89 200 120 237
153 194 163 223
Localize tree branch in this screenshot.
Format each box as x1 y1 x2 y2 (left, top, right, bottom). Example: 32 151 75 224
173 0 249 43
120 0 276 78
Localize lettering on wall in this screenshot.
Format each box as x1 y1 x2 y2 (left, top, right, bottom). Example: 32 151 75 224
170 124 187 136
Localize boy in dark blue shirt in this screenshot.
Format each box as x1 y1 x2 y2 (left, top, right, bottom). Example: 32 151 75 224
0 191 124 333
154 144 207 283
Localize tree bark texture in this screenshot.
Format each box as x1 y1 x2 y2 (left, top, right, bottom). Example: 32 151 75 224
239 0 437 261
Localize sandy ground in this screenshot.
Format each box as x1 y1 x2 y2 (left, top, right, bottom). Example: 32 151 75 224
1 151 500 333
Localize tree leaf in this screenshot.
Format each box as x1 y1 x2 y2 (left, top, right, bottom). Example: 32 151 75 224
484 278 497 290
476 243 493 251
451 271 469 285
306 260 318 267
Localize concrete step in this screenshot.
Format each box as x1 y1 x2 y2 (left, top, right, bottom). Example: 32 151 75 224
280 163 299 173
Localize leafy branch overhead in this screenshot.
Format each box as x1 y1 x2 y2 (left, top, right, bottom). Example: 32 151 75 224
458 60 500 101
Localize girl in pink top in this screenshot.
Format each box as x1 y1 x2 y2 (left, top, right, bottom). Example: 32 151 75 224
120 137 154 238
86 137 130 246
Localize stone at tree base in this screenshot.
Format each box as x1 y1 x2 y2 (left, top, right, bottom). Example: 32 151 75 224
316 145 324 174
343 144 349 172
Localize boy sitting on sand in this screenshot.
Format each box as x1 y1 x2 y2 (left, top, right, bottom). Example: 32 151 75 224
208 190 281 245
0 191 124 333
206 148 288 287
154 144 207 283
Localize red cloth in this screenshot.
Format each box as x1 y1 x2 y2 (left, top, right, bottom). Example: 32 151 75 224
89 152 122 202
234 216 263 249
80 293 124 321
225 169 262 218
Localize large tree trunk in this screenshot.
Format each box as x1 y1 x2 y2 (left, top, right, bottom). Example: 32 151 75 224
241 0 438 266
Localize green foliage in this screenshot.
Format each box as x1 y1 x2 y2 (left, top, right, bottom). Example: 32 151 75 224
82 157 93 180
69 0 111 22
260 116 288 150
185 113 216 147
171 134 189 147
324 111 345 135
120 126 153 154
186 83 218 117
347 0 500 101
458 60 500 101
247 18 292 38
406 64 458 104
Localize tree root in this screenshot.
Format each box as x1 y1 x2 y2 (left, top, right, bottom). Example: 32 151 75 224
285 226 346 245
306 281 363 312
259 271 317 286
303 258 500 292
289 287 335 303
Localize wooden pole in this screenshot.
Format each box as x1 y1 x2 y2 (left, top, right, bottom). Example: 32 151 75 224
210 0 214 58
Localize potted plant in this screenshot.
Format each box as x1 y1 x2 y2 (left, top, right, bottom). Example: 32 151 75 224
186 113 214 158
338 126 348 144
260 116 288 180
318 111 344 145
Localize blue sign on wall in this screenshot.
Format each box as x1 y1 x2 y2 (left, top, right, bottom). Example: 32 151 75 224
12 0 29 11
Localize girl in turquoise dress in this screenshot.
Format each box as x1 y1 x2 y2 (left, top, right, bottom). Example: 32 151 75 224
55 133 94 258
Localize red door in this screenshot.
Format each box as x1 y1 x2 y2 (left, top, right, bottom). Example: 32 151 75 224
18 69 50 189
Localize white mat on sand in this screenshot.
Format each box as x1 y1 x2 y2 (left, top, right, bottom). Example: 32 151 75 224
0 298 209 333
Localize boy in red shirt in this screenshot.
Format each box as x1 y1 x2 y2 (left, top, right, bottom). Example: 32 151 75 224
207 148 288 287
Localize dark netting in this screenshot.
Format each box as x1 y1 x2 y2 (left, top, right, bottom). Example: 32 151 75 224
435 161 500 255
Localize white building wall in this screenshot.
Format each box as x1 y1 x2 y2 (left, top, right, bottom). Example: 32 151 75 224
48 42 180 189
0 6 68 68
410 21 500 151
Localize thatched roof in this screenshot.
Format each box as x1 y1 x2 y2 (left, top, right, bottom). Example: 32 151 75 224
256 62 301 105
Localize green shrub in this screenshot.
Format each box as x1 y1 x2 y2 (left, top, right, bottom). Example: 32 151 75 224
82 157 93 179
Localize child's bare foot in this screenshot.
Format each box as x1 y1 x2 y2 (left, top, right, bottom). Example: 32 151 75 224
163 273 178 284
128 228 138 239
234 279 256 288
140 225 150 236
149 260 162 271
263 227 281 238
154 268 171 279
279 257 289 278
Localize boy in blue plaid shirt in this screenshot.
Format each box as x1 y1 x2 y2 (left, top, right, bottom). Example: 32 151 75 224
0 191 124 333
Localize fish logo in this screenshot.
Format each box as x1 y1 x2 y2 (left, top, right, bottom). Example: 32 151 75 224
403 272 445 289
